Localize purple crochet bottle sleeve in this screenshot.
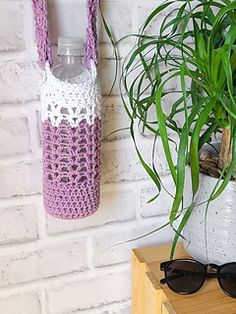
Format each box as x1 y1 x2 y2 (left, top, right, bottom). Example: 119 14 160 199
32 0 101 219
42 119 101 219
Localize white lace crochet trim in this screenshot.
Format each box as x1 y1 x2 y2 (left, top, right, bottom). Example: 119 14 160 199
41 62 101 127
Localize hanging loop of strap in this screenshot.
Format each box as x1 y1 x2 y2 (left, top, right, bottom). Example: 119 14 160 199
32 0 52 69
85 0 99 68
32 0 99 70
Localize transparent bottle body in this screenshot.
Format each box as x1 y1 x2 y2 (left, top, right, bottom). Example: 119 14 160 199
51 55 90 124
52 55 89 83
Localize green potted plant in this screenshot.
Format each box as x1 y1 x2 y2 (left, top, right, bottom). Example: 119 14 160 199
104 0 236 262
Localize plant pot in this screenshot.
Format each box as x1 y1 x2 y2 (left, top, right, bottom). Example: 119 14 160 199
183 172 236 264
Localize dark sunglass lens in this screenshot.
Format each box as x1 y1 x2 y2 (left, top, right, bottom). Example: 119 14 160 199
219 264 236 298
165 260 205 294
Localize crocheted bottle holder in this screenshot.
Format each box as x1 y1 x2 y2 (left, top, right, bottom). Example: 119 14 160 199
32 0 101 219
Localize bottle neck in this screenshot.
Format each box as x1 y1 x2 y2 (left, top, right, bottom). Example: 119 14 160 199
59 55 83 65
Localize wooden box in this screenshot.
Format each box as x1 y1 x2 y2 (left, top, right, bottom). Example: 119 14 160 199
132 243 236 314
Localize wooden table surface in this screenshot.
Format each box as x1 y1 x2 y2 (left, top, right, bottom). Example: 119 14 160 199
132 243 236 314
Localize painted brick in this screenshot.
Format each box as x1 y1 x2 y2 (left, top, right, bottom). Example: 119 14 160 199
99 42 132 60
36 110 42 146
0 160 42 198
0 117 31 158
111 308 130 314
0 204 39 245
119 308 130 314
101 146 147 184
0 8 24 52
98 57 164 97
136 0 164 11
101 137 177 184
103 308 130 314
79 303 130 314
136 2 166 34
140 171 192 218
137 0 177 23
161 92 186 129
47 271 130 313
94 218 173 267
0 292 41 314
0 237 87 288
99 1 133 43
101 97 130 141
0 61 41 104
135 91 186 136
98 59 120 96
140 176 175 218
46 189 135 235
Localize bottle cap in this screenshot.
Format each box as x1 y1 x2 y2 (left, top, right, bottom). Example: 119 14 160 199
58 37 84 56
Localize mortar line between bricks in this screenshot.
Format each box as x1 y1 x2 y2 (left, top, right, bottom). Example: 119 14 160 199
0 105 39 118
37 203 48 240
87 236 95 270
0 100 41 111
0 176 172 206
0 194 43 207
0 51 27 62
0 263 131 295
0 174 173 199
60 300 131 314
0 98 41 107
39 288 47 314
0 219 134 250
45 215 168 239
0 0 22 6
0 154 40 165
135 185 143 220
0 193 42 203
0 216 168 252
78 300 131 314
27 110 41 157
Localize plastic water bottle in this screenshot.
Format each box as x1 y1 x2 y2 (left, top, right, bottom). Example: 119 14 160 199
52 37 89 83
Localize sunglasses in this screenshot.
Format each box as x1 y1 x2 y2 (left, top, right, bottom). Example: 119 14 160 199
160 259 236 298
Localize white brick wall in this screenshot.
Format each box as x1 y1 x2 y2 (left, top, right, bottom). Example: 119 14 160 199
0 291 41 314
0 61 41 104
0 7 24 52
0 116 31 157
0 203 39 244
0 0 175 313
0 160 42 198
47 270 131 313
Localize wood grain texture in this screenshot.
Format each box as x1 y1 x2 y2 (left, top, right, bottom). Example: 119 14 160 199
132 243 236 314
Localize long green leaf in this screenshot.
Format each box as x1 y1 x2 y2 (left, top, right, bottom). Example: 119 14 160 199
170 204 193 259
190 98 217 196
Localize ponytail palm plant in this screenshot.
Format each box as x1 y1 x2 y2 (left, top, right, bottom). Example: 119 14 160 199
117 0 236 257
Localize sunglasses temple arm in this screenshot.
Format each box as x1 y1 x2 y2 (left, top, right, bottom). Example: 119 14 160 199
160 278 166 285
160 261 169 271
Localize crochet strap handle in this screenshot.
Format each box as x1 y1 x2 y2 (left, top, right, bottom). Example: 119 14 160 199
32 0 99 69
85 0 99 68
